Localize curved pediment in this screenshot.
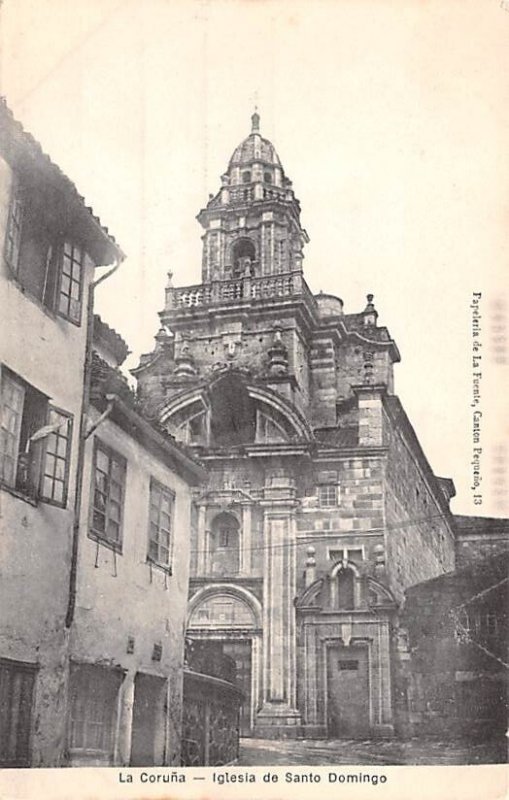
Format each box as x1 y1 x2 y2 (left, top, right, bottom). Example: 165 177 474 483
159 374 313 447
296 573 397 612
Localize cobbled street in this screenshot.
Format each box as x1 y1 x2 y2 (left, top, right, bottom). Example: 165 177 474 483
239 737 507 766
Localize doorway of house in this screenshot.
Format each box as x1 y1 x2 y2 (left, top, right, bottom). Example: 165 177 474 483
130 673 166 766
221 640 252 736
326 644 370 738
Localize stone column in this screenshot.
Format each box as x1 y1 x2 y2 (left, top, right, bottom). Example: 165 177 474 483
255 489 301 737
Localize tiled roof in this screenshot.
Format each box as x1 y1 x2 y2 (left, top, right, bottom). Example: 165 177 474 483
229 134 281 167
93 315 130 365
0 97 124 259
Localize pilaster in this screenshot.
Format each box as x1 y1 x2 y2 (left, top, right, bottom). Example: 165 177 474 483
255 481 301 737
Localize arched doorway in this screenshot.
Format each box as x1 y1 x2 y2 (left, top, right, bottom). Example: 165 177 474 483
187 587 262 736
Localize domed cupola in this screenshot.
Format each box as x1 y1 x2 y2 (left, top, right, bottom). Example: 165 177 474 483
197 112 309 284
222 111 288 193
229 111 282 171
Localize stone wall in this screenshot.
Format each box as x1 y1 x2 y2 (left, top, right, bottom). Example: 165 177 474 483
400 554 509 738
383 401 455 602
296 455 386 587
454 515 509 569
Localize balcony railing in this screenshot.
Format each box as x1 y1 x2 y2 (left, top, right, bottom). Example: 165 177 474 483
165 271 317 311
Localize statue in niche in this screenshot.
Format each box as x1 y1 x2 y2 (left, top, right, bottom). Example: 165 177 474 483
232 238 256 278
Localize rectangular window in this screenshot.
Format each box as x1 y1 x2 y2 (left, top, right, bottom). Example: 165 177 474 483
0 373 25 487
58 241 84 324
0 368 71 504
4 175 88 325
40 408 72 506
90 440 126 551
4 180 23 274
318 484 338 507
68 663 122 762
0 658 37 767
148 479 174 570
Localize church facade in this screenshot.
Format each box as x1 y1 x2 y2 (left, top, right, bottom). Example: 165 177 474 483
134 113 457 739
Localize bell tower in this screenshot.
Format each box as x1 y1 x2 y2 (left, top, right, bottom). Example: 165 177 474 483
135 111 403 743
198 112 309 284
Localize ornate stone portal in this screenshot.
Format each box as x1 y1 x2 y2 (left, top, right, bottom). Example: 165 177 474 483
133 114 456 739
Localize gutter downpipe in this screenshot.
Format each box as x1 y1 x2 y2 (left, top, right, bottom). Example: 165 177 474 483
65 257 124 629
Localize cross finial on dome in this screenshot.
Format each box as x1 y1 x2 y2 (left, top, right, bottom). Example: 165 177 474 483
251 108 260 133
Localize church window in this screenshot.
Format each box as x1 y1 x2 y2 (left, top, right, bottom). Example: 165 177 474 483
264 171 272 184
318 484 338 507
242 171 251 184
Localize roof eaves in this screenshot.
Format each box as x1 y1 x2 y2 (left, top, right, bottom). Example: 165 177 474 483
0 97 125 261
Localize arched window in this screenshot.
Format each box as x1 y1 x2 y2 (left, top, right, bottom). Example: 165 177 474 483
210 512 240 576
337 567 355 610
264 171 272 184
232 238 256 277
242 171 251 184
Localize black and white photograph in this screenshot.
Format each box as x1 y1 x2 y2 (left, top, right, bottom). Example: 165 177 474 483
0 1 507 798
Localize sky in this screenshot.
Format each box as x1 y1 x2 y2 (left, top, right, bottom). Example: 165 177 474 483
1 0 508 516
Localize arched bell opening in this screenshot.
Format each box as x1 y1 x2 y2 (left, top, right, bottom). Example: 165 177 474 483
232 237 256 277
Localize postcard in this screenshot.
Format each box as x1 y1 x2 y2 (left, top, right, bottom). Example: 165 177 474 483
0 2 507 799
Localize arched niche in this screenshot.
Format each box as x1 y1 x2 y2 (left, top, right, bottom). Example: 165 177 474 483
209 511 240 577
336 567 355 610
232 237 256 277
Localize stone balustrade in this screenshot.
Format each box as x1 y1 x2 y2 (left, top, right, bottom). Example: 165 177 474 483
165 272 316 311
